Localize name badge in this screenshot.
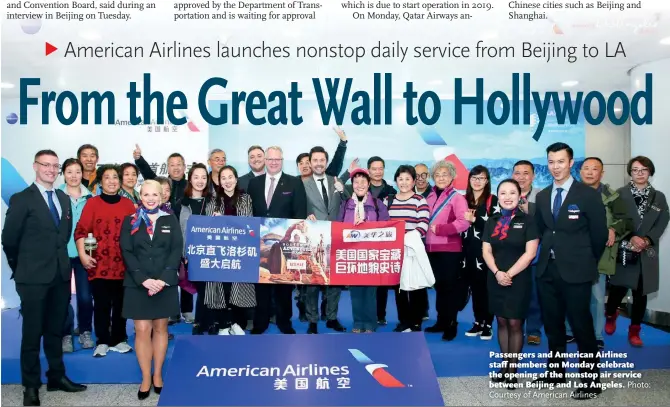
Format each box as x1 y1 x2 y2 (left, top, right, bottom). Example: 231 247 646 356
161 226 171 233
513 223 523 229
569 214 579 220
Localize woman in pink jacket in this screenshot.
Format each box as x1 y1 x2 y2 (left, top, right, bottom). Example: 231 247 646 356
424 160 471 341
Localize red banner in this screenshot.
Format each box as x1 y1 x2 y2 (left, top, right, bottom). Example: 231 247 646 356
329 220 406 286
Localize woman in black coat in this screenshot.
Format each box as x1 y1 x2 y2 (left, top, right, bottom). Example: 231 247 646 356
605 156 669 347
120 180 183 400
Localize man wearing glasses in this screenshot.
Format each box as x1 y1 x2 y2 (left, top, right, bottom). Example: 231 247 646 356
414 163 432 198
207 148 227 193
2 150 87 406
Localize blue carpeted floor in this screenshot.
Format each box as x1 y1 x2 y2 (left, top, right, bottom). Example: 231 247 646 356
2 289 669 384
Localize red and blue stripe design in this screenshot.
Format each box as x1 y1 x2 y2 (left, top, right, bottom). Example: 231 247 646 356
348 349 405 388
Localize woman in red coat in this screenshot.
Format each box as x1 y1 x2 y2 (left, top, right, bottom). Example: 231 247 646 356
75 164 135 358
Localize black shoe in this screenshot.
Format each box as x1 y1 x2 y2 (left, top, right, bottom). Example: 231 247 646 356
571 387 601 400
46 376 87 392
393 323 410 332
153 380 163 395
279 325 296 334
192 324 203 335
424 323 444 333
597 340 605 350
378 318 387 326
138 385 151 400
307 323 318 334
480 325 493 340
491 367 507 383
566 335 575 343
442 322 458 341
326 320 346 332
250 328 266 335
23 388 40 406
410 324 422 332
465 323 482 337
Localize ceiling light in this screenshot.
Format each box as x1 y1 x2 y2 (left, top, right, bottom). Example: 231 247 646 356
1 82 15 89
79 30 100 41
660 37 670 45
561 80 579 87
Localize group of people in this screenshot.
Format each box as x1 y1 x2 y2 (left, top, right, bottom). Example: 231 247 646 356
3 131 666 405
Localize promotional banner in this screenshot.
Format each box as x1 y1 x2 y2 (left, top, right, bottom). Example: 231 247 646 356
158 333 443 406
185 215 405 286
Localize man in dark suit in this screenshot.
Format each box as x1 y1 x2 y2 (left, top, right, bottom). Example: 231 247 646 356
238 145 266 193
2 150 87 406
303 146 347 334
247 146 307 334
534 142 608 400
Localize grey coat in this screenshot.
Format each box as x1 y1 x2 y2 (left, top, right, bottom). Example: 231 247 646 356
610 185 669 295
303 175 343 221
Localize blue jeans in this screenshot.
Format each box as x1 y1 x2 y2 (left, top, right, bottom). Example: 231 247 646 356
350 286 377 331
63 303 75 336
72 257 94 333
566 274 606 341
525 265 543 336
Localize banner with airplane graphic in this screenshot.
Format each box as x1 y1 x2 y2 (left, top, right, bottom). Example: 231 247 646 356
184 215 405 286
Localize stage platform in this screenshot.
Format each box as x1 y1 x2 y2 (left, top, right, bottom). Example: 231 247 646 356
2 289 670 384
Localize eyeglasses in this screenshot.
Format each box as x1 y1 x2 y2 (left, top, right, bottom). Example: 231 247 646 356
470 176 487 182
35 161 61 170
211 157 226 163
417 173 429 180
631 168 649 175
266 158 283 163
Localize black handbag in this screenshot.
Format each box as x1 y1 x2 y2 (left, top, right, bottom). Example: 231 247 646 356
616 241 639 266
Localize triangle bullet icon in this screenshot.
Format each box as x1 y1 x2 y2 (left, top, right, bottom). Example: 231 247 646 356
45 42 57 56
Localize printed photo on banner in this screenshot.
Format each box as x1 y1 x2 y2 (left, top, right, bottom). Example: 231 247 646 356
184 215 261 282
259 219 332 285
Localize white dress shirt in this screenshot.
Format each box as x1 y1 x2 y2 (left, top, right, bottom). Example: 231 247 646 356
265 171 282 202
313 173 329 202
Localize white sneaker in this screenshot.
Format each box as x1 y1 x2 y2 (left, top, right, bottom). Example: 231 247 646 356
93 344 109 357
402 328 412 333
218 328 231 335
230 323 246 335
182 312 195 324
110 342 133 353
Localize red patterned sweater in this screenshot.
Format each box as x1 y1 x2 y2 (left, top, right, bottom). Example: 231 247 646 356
74 195 135 280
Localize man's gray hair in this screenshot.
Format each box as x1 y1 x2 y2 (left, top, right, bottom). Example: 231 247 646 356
209 149 225 159
431 160 457 179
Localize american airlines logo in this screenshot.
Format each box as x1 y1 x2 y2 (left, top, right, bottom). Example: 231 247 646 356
348 349 405 388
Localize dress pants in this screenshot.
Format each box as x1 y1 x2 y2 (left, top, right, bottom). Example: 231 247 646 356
254 283 294 331
90 279 127 346
377 286 389 321
537 260 600 385
16 274 71 388
305 285 341 323
395 286 428 327
525 265 544 336
427 251 463 326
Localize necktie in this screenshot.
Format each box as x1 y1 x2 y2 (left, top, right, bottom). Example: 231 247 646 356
552 187 563 221
319 178 329 209
266 177 276 208
46 190 60 227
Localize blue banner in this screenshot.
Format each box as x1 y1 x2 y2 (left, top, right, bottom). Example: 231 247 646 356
158 333 443 406
184 215 261 282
